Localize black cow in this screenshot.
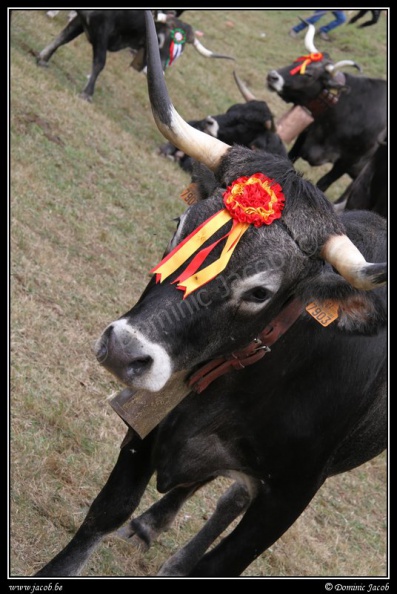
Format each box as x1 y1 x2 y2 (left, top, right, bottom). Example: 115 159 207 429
348 10 382 28
34 12 387 577
333 130 388 218
266 24 387 192
159 87 288 173
36 9 234 102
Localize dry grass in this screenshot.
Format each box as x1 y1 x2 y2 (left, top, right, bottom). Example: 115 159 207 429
9 9 388 581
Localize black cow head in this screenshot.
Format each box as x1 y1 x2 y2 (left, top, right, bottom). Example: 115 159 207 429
131 14 234 73
266 23 361 105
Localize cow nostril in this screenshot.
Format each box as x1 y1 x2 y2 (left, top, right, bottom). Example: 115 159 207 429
95 342 108 363
267 71 279 83
94 325 114 363
128 356 152 375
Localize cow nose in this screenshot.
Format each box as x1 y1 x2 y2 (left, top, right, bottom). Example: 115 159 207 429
94 324 153 382
267 70 280 85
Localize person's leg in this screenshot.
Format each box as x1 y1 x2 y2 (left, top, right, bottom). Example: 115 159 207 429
291 9 327 34
320 10 346 34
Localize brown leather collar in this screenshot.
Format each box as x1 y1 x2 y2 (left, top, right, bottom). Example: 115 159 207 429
187 297 303 394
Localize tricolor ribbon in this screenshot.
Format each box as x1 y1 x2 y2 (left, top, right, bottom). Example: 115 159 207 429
151 173 285 298
167 28 186 67
290 52 324 75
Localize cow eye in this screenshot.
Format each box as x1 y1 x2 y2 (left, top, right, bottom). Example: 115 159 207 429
244 287 269 302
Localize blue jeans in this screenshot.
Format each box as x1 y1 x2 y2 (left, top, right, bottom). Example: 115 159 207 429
292 10 346 34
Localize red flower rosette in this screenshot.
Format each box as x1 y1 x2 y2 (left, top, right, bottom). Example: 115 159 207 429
223 173 285 227
290 52 324 75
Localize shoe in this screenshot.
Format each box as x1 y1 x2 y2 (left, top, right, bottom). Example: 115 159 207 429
319 32 331 41
289 29 298 38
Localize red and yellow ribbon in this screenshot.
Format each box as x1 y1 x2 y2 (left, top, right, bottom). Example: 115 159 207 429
290 52 324 75
151 173 285 298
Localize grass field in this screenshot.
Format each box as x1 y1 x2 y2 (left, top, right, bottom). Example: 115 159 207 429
9 9 388 581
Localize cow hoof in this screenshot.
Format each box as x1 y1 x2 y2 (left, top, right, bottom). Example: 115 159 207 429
79 92 93 102
36 58 49 67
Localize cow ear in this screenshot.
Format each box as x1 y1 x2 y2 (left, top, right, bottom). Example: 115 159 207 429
180 183 203 205
301 270 387 334
265 119 276 132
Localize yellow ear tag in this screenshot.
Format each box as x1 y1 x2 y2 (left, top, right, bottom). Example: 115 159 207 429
306 300 339 327
180 183 200 206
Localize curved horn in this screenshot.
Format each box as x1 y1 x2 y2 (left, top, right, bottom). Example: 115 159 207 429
233 71 257 102
192 37 235 61
326 60 362 74
304 22 319 53
144 10 230 172
321 235 386 290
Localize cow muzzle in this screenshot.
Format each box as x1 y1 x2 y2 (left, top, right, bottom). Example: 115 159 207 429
93 319 173 391
267 70 284 92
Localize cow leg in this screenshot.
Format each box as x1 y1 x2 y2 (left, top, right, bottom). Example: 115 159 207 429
79 39 108 101
157 481 253 576
117 481 209 551
36 16 84 66
188 478 322 576
34 428 156 577
316 159 348 192
359 13 381 28
348 10 366 25
287 131 308 163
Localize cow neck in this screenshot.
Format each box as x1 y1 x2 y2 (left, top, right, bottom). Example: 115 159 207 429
187 296 303 394
303 72 346 118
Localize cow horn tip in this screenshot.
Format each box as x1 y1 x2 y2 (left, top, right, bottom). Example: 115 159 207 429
359 263 387 289
212 53 236 62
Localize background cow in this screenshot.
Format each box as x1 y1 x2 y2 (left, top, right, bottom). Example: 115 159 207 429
159 89 288 173
33 11 387 578
36 9 234 102
266 24 387 192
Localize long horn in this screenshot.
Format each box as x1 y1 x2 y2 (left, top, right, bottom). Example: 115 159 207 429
321 235 386 290
327 60 363 72
326 60 362 74
304 22 319 53
192 37 235 61
233 71 257 102
144 10 230 172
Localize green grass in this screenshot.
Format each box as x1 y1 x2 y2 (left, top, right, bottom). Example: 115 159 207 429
9 9 388 579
